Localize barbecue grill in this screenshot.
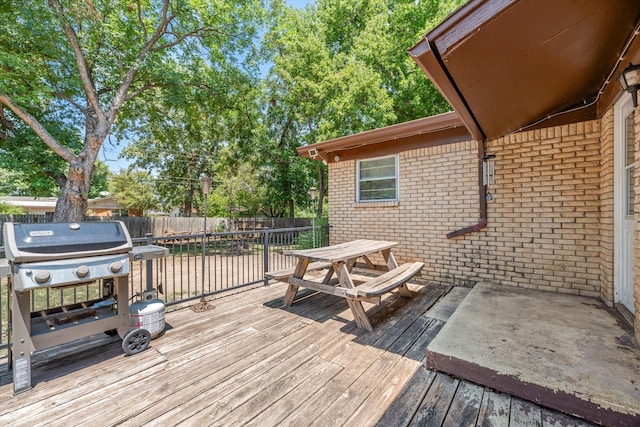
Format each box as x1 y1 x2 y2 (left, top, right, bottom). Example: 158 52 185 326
2 221 168 395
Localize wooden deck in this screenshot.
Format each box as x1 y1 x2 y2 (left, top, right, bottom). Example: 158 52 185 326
0 281 596 426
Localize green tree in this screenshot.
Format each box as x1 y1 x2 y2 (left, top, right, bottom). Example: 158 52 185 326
0 0 263 221
209 152 263 222
121 58 261 216
261 0 464 216
109 169 159 214
88 160 110 199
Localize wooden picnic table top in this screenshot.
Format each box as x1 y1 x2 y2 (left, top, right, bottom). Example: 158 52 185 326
283 239 398 263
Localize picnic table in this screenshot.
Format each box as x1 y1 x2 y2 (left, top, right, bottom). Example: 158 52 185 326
267 239 424 331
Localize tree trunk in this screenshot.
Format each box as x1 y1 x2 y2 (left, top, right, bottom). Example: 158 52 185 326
184 183 195 217
288 199 294 218
53 146 97 222
227 187 234 227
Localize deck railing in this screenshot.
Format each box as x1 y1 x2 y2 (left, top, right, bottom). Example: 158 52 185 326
0 224 329 351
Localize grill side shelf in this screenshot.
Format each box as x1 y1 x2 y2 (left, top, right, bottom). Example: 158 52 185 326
130 245 169 261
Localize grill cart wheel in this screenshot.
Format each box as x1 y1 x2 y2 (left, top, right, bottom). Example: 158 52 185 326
122 328 151 355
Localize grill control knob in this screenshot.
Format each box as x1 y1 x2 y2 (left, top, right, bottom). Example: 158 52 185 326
109 261 123 273
75 265 90 278
34 270 50 284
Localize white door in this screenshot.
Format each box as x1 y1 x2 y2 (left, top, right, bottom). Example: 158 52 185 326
614 93 636 314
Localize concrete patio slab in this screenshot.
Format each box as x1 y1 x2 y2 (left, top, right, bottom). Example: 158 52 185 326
425 282 640 427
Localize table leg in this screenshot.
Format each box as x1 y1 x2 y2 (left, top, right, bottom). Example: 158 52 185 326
334 261 355 288
335 261 374 331
283 258 309 307
346 258 357 272
347 299 373 331
397 284 413 297
382 249 412 297
381 249 398 269
321 266 335 284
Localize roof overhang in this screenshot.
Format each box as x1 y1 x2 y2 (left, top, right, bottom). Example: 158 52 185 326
298 111 471 162
409 0 640 141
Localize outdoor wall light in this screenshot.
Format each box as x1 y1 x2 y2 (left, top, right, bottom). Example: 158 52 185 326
483 154 495 186
199 174 212 195
308 148 318 158
333 155 340 162
618 62 640 107
483 154 496 202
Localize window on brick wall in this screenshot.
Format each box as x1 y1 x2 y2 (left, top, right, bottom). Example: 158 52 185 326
356 155 399 202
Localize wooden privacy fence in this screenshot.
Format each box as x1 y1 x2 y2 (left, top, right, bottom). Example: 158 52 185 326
0 215 313 240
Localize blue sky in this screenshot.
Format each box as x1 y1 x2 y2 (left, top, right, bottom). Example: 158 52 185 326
286 0 311 8
100 0 313 173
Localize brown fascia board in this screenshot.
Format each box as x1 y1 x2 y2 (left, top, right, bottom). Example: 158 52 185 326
296 111 472 162
406 0 516 142
408 38 485 142
425 0 516 54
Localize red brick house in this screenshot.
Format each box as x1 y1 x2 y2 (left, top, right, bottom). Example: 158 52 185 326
298 0 640 342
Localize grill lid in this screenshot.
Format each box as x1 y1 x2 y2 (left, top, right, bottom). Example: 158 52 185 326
4 221 133 263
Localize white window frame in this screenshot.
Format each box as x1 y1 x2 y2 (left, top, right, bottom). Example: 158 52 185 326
356 154 399 203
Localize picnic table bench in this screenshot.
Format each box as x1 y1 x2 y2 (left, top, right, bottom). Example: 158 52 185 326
265 261 333 282
269 239 424 331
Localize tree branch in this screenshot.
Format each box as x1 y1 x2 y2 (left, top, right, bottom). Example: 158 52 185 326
47 0 105 124
107 0 173 126
123 82 161 102
136 0 148 40
0 104 16 133
151 27 224 52
279 115 293 148
0 94 75 162
45 169 68 188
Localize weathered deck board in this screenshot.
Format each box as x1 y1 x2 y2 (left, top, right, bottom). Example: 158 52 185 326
443 380 485 425
477 388 511 427
510 397 543 427
375 366 437 427
242 358 343 426
0 282 600 427
121 322 333 425
409 372 460 426
86 322 308 426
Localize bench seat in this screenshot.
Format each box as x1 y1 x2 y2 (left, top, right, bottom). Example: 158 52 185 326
346 262 424 298
265 261 332 282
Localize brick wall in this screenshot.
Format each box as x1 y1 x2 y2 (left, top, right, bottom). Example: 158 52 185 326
329 121 603 297
486 122 602 296
329 141 479 286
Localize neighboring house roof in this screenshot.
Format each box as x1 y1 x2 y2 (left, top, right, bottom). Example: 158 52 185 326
0 196 57 210
0 196 130 213
88 196 122 210
297 111 471 161
408 0 640 141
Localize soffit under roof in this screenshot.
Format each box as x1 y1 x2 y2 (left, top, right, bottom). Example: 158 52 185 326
409 0 640 141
